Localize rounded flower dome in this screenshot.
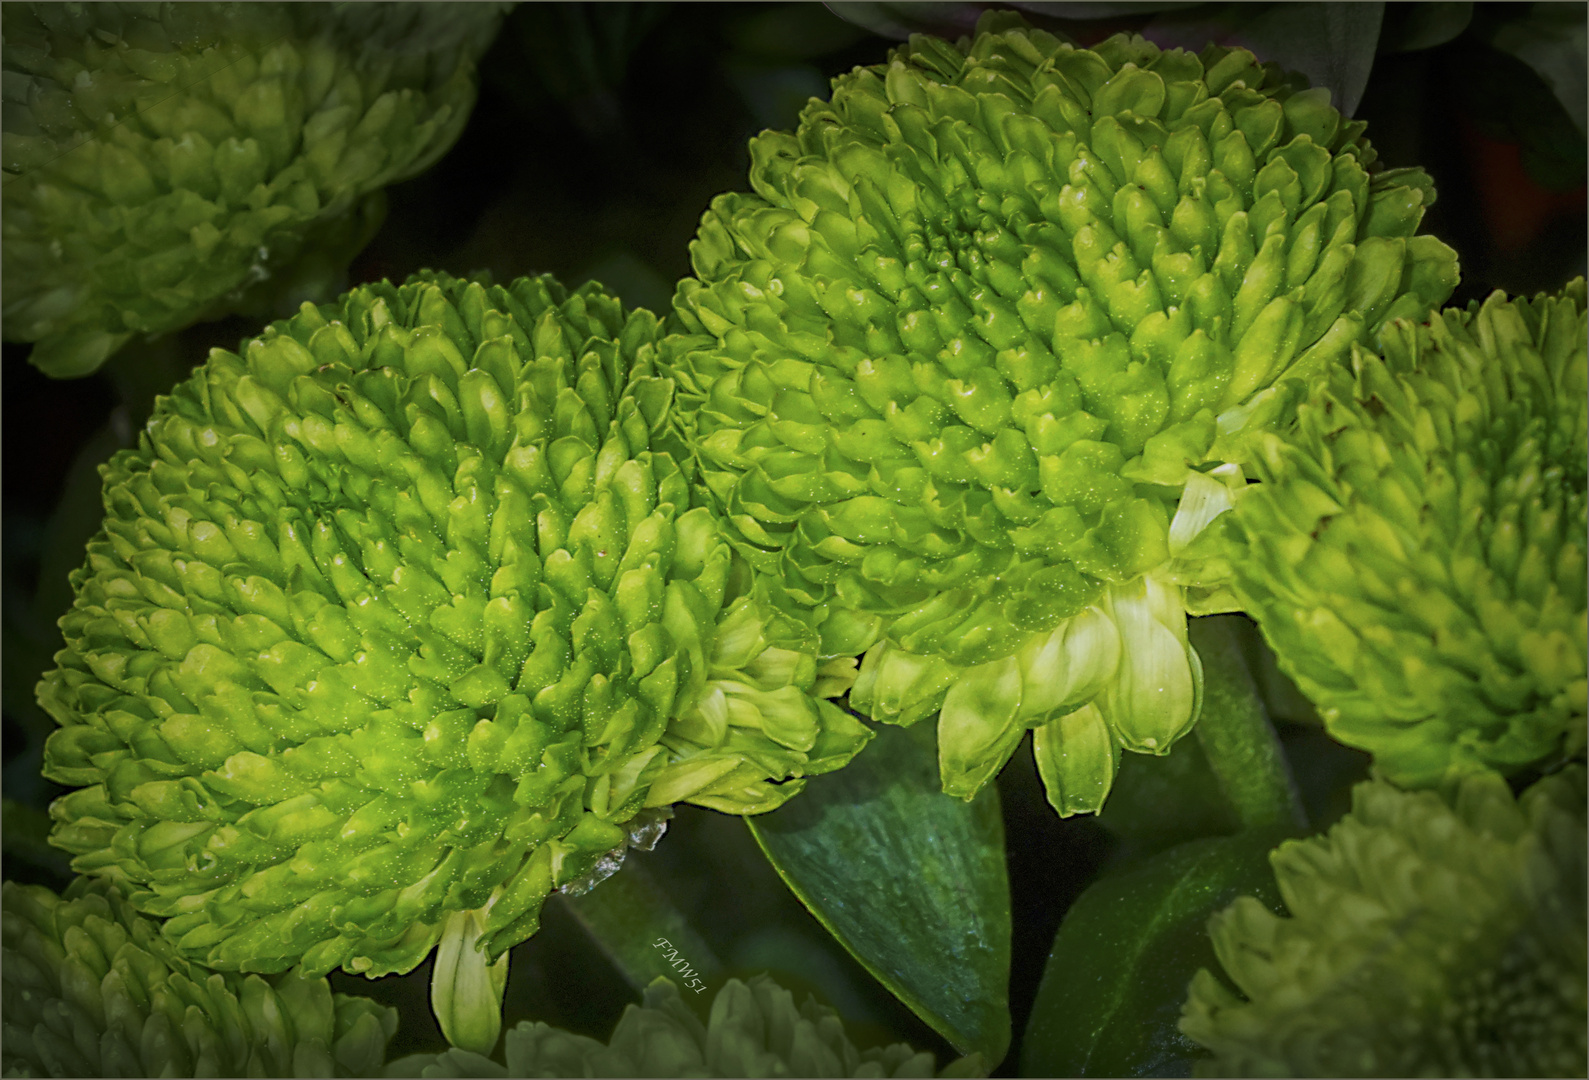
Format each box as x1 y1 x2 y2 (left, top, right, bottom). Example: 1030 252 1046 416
1181 766 1587 1077
1228 282 1587 787
664 12 1458 810
2 1 508 377
2 877 397 1077
38 272 868 980
393 974 986 1079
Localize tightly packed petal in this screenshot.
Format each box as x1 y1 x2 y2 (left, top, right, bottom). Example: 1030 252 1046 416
663 11 1458 807
38 272 869 978
2 1 509 376
389 974 986 1078
1181 766 1587 1077
1 877 397 1077
1228 282 1587 787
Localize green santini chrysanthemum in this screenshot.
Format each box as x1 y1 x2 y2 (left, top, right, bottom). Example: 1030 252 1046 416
37 272 868 987
663 11 1459 812
1228 282 1587 788
388 974 986 1079
2 1 508 377
1180 766 1587 1077
1 876 397 1078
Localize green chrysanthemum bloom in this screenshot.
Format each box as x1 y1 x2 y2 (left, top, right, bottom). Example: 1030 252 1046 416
37 272 869 987
664 12 1459 811
2 876 397 1078
2 1 509 377
389 974 986 1079
1228 283 1587 788
1180 766 1587 1077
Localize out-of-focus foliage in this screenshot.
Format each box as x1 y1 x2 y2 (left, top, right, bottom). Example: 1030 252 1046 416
666 10 1456 815
1 876 397 1077
1181 766 1588 1078
387 974 987 1078
2 1 509 377
37 271 868 982
1228 283 1587 788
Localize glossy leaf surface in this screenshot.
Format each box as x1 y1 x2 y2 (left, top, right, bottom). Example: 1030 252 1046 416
748 720 1012 1066
1021 828 1291 1077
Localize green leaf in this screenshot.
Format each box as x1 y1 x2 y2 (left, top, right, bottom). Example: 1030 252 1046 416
1020 828 1292 1078
746 719 1012 1066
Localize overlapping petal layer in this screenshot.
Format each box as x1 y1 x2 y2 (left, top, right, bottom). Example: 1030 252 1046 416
1229 283 1587 787
664 12 1458 807
2 2 508 376
1181 766 1587 1077
1 877 397 1077
392 974 985 1078
38 272 868 978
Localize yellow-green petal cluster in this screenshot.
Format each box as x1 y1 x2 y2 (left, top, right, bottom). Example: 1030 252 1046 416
2 1 509 377
664 11 1458 810
1180 766 1587 1078
1 877 397 1078
37 272 869 980
1228 283 1587 787
390 974 987 1078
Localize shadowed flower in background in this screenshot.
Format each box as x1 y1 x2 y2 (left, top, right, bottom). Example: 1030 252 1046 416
1181 766 1587 1077
2 1 509 377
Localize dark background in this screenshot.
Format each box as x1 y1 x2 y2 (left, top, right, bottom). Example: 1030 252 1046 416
4 3 1584 1073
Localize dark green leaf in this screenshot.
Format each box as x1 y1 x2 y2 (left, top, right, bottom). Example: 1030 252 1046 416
1020 828 1292 1078
1096 737 1242 863
1483 2 1586 135
747 719 1012 1066
1378 1 1472 54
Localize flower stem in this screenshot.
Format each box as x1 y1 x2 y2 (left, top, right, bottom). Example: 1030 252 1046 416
1188 615 1308 832
556 858 724 1015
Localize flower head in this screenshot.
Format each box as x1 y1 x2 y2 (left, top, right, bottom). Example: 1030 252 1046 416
663 11 1458 809
392 974 986 1078
1228 282 1587 787
38 272 868 979
1 876 397 1077
2 1 509 377
1180 766 1587 1077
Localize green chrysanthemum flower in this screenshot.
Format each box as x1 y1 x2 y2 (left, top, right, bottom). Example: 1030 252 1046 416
2 1 508 377
663 12 1459 811
1228 283 1587 788
2 876 397 1078
37 272 869 988
389 974 986 1079
1180 766 1587 1078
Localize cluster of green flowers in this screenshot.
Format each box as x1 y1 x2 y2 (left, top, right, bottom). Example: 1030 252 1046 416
392 975 986 1078
3 1 508 376
1181 766 1586 1077
13 7 1587 1077
2 876 397 1077
38 272 867 984
662 11 1457 812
